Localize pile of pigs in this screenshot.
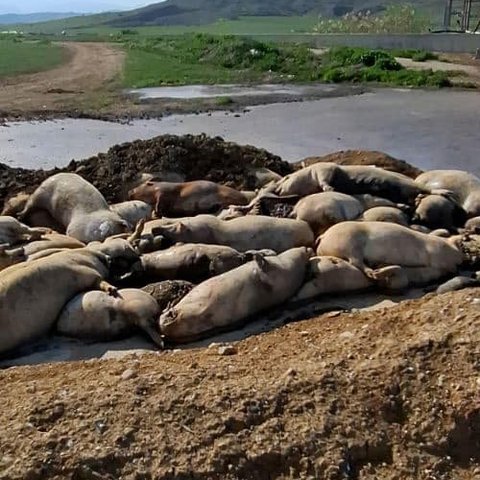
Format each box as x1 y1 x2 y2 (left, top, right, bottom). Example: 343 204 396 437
1 153 480 358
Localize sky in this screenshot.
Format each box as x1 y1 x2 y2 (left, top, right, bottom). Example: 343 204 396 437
0 1 156 14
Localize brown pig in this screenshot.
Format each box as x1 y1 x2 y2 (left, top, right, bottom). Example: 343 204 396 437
128 180 249 217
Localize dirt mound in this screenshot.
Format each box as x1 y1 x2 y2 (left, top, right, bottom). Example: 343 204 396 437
0 164 52 210
295 150 422 178
0 134 292 209
142 280 194 311
67 134 292 204
0 289 479 480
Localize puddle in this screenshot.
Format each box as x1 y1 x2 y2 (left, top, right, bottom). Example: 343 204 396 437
0 89 479 174
127 83 337 99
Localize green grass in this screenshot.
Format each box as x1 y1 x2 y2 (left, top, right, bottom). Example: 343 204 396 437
122 35 453 89
123 34 321 88
216 96 234 106
0 39 66 77
390 48 438 62
14 15 318 38
321 47 451 87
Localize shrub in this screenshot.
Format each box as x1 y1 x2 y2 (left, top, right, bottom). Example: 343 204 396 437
216 96 234 106
314 4 431 34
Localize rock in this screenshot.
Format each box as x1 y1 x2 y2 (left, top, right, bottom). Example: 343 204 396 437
94 420 108 434
218 345 238 356
120 368 137 381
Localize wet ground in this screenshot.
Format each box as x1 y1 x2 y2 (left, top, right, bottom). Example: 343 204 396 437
128 83 338 99
1 88 479 174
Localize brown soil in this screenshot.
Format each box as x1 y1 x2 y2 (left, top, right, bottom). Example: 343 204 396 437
0 137 423 210
1 289 479 480
0 42 125 118
295 150 423 179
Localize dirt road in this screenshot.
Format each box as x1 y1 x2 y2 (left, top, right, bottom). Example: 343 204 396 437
0 42 125 115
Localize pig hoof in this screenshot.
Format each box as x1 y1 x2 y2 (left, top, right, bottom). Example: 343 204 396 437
364 267 376 279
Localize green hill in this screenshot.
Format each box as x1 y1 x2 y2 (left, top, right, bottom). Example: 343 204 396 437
14 0 442 34
107 0 438 27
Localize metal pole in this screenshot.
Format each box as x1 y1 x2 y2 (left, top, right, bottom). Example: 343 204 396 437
443 0 453 29
465 0 472 30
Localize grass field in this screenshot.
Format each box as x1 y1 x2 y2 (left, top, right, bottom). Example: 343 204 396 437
14 16 319 39
0 40 66 78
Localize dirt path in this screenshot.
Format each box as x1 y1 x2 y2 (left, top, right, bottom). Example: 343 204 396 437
0 42 125 115
397 56 480 79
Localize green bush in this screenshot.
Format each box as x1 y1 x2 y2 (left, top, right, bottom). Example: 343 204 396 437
314 4 431 34
123 36 453 89
391 49 438 62
216 96 234 105
319 46 451 88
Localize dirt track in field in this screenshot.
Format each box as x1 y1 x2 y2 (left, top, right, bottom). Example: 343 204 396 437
0 42 125 115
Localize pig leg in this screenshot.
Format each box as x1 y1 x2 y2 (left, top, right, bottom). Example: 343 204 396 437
98 280 120 297
346 256 375 280
369 265 409 290
25 227 51 241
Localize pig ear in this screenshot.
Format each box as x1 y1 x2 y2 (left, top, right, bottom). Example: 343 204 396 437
252 253 270 273
6 246 25 258
176 222 189 234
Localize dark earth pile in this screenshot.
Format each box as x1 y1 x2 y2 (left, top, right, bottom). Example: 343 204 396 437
0 136 423 210
0 134 292 208
296 150 423 179
142 280 195 312
0 163 51 211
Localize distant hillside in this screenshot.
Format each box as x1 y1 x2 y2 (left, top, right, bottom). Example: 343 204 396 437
107 0 437 27
0 12 81 25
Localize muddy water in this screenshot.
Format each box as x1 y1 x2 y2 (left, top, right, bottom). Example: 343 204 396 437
1 88 479 174
128 83 337 99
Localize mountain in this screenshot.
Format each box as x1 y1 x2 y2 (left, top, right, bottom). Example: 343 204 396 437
105 0 432 27
0 12 82 24
108 0 325 26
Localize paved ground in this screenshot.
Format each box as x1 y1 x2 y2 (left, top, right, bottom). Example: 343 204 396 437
0 42 124 113
1 88 479 175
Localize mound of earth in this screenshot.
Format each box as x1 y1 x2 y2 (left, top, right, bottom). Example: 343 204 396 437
0 289 479 480
0 138 424 211
0 134 292 208
296 150 423 179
